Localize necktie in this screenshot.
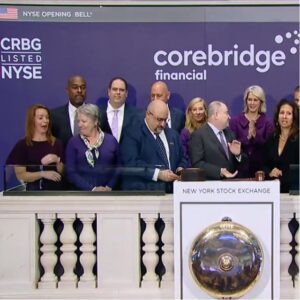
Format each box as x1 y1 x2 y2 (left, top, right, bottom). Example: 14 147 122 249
219 131 229 159
73 110 79 135
155 133 169 169
111 110 119 140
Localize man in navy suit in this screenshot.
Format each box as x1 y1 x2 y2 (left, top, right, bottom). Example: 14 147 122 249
120 100 187 193
150 81 185 133
98 77 142 143
51 75 87 148
189 101 246 179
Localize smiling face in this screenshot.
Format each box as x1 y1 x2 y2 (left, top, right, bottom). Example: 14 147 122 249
34 108 49 135
278 103 293 130
108 79 128 108
77 112 98 137
246 92 261 114
190 101 206 123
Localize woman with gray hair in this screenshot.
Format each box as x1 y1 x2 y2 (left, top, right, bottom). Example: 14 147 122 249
65 104 120 191
230 85 273 178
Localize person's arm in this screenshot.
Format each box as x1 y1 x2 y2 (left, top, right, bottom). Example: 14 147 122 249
14 166 61 183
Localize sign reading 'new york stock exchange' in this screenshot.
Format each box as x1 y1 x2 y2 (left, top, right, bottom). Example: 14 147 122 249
0 5 298 192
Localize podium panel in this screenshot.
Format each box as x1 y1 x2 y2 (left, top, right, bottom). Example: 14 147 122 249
174 180 280 299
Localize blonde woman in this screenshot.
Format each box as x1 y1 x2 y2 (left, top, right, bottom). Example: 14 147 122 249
230 85 273 178
180 97 207 165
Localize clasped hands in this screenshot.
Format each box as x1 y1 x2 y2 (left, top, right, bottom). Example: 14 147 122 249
40 154 62 182
158 167 183 182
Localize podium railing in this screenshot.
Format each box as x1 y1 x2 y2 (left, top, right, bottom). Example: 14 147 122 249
0 192 298 299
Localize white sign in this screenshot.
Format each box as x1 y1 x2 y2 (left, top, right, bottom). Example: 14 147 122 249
174 180 280 299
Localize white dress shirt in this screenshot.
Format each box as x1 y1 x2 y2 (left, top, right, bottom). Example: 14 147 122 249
107 101 125 142
68 102 78 135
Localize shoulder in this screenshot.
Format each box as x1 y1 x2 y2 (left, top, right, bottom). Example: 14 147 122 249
50 105 68 118
170 107 184 116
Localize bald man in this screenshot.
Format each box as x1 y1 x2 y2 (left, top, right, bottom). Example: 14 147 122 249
150 81 185 133
120 100 187 192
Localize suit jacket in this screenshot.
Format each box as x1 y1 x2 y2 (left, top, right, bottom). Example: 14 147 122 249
98 103 142 143
262 134 299 193
51 103 109 148
170 107 185 133
189 123 245 179
120 120 188 192
50 104 73 148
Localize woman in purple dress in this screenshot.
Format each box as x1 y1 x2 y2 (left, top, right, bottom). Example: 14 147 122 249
180 97 207 166
65 104 121 191
6 104 64 191
230 85 273 178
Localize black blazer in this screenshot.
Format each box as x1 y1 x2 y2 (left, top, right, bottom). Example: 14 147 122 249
98 103 142 143
50 104 73 148
170 107 185 133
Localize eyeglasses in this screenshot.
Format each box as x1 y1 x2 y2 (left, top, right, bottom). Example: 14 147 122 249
148 111 169 123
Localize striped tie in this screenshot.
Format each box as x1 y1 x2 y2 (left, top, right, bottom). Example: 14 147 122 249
155 133 169 169
219 131 229 159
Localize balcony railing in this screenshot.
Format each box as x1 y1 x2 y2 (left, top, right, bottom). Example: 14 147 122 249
0 192 298 299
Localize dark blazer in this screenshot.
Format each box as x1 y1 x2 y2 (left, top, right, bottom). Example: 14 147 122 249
170 107 185 133
98 103 142 143
50 104 73 148
262 134 299 193
189 123 245 179
120 120 188 192
51 104 110 148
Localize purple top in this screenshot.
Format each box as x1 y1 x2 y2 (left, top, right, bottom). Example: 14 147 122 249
180 127 191 167
6 138 64 190
65 133 121 191
230 112 273 177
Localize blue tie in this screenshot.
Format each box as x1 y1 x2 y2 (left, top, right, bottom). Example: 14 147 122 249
155 134 169 169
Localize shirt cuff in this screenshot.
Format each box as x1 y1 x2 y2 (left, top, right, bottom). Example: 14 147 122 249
152 168 160 181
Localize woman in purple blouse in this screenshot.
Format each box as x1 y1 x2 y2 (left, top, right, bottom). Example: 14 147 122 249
230 85 273 178
65 104 120 191
180 97 207 166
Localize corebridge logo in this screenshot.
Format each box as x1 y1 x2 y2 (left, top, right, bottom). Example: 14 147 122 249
0 37 42 79
153 29 299 81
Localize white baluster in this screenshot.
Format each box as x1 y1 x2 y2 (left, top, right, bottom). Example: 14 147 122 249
78 213 96 288
141 214 159 288
281 216 292 283
160 213 174 288
58 213 77 288
37 213 58 289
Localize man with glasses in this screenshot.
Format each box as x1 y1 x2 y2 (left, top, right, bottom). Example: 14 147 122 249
120 100 187 192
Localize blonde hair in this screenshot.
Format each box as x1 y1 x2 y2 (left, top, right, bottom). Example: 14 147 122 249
243 85 266 113
185 97 207 133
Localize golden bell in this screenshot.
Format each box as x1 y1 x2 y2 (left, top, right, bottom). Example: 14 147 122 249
189 217 263 299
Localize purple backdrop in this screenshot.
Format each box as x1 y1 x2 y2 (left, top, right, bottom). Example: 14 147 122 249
0 22 299 190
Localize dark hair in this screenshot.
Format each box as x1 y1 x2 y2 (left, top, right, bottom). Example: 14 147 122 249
273 99 299 140
294 85 299 92
108 76 128 91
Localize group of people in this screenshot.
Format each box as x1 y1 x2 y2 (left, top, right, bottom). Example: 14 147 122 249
6 76 299 193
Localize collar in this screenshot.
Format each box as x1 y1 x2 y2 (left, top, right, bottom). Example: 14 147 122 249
107 101 125 113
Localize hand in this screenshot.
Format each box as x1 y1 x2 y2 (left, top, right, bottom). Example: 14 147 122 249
158 169 180 182
228 140 241 156
221 168 238 178
247 120 256 139
41 170 62 182
41 154 60 165
269 168 282 178
93 186 112 192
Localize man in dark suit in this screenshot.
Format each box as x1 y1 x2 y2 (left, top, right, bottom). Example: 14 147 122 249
120 100 187 192
98 77 142 143
51 75 87 148
189 100 245 179
150 81 185 133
